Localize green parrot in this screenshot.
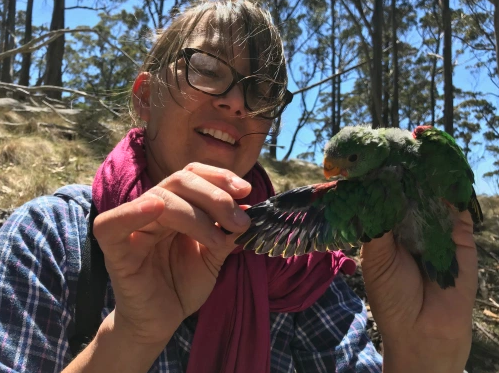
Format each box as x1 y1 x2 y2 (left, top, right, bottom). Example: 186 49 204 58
235 125 483 289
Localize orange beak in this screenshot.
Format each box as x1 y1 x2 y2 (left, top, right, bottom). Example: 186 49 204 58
323 158 342 179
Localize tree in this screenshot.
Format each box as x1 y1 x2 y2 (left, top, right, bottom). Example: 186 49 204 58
442 0 454 135
64 7 149 108
18 0 34 88
1 0 16 85
494 0 499 77
371 0 383 127
44 0 65 99
390 0 399 127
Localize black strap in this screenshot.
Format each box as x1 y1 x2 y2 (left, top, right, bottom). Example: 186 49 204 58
69 202 109 356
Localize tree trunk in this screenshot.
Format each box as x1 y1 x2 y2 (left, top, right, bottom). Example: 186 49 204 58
158 0 165 29
283 119 306 160
0 0 6 57
382 39 390 126
336 48 342 133
269 116 281 159
268 0 281 159
18 0 34 88
44 0 65 100
391 0 399 128
371 0 383 128
331 0 337 136
1 0 16 85
494 0 499 80
430 32 441 127
442 0 453 135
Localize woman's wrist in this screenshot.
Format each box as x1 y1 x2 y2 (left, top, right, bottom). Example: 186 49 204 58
382 334 471 373
63 311 175 373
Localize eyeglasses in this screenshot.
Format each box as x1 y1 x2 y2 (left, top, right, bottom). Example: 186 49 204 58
180 48 293 120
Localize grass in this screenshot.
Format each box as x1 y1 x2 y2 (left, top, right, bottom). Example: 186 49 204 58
258 153 326 192
0 108 122 208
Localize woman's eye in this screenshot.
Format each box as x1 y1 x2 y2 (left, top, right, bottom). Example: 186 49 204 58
192 66 219 78
200 68 219 78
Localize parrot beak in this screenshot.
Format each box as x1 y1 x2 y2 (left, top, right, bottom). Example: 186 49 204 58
323 158 342 179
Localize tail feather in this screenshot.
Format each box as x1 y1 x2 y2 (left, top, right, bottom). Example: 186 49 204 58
422 257 458 289
468 189 483 226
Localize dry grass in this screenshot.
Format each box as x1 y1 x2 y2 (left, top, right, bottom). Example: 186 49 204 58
258 153 326 192
0 109 123 208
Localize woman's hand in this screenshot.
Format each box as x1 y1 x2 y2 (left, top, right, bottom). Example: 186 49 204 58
360 211 477 373
92 162 251 346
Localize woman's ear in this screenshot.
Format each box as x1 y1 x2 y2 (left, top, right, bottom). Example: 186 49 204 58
132 72 152 122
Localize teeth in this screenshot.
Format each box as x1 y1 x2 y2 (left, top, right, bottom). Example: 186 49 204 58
198 128 236 145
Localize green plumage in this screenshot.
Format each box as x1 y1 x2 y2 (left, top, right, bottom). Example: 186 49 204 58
235 125 482 289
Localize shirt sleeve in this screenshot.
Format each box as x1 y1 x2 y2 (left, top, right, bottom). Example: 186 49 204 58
0 185 91 373
291 274 383 373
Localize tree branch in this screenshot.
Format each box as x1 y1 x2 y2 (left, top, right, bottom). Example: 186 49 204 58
292 45 393 95
339 0 372 59
351 0 373 36
65 6 107 11
0 82 120 117
42 100 77 125
0 27 140 68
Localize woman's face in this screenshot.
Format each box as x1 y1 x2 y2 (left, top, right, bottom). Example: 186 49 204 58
133 21 275 184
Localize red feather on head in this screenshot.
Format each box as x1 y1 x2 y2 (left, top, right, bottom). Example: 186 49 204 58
412 125 433 139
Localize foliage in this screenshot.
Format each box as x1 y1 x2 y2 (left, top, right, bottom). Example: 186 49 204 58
64 7 150 110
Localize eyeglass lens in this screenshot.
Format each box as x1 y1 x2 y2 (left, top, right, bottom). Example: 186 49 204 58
187 51 285 117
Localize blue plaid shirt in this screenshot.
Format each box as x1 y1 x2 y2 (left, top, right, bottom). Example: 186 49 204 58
0 185 382 373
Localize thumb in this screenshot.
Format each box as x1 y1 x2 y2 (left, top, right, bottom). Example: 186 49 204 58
360 231 398 276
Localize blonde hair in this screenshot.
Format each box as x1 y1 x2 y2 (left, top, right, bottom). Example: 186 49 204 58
140 0 288 121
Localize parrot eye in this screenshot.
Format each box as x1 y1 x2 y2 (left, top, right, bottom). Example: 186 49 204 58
348 154 358 162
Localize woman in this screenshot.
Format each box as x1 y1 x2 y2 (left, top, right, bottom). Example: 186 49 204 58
0 1 476 372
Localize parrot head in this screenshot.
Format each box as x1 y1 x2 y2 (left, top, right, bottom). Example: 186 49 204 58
323 126 390 179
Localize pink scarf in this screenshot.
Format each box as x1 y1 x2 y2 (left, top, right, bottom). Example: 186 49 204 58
92 128 356 373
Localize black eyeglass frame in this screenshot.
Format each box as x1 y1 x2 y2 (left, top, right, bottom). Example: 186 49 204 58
181 48 293 119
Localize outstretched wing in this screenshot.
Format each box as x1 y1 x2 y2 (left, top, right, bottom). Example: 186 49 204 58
235 181 346 258
235 171 407 258
413 126 483 224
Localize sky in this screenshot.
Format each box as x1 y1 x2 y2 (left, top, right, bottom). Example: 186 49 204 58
28 0 499 195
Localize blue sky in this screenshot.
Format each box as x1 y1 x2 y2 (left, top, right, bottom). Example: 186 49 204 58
28 0 499 195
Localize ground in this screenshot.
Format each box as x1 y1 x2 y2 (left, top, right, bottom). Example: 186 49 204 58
1 104 498 372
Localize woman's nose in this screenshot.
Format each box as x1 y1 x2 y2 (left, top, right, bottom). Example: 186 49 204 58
212 84 248 117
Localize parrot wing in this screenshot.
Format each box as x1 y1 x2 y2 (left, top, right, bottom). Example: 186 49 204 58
235 170 407 258
412 126 483 225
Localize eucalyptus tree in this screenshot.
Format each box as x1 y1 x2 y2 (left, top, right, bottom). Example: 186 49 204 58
44 0 65 99
18 0 34 88
0 0 16 86
64 7 149 109
260 0 311 158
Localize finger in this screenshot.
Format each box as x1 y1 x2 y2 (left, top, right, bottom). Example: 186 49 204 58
360 230 397 272
217 205 252 235
452 211 478 299
155 170 251 234
454 210 474 233
142 187 235 249
93 196 165 245
182 162 252 199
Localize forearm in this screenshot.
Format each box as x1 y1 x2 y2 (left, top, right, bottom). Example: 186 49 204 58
382 336 471 373
62 311 175 373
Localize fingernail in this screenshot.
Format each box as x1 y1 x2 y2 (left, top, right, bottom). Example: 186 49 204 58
231 177 250 190
138 199 158 213
233 208 250 226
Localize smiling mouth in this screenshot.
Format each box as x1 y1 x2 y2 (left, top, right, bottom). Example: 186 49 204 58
196 128 237 145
